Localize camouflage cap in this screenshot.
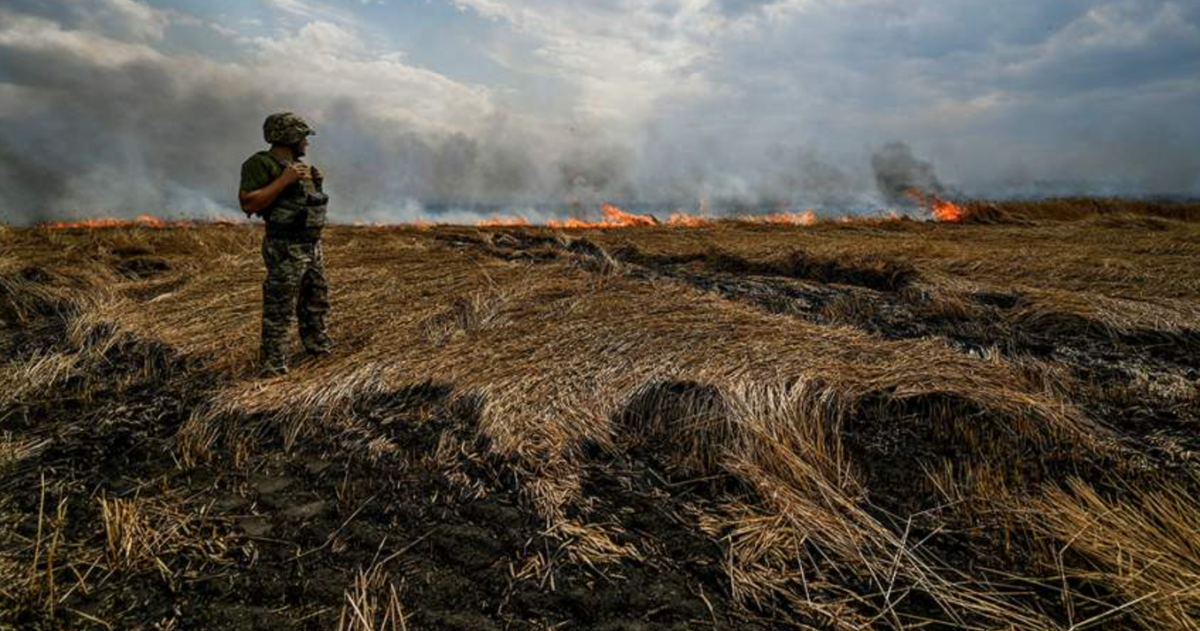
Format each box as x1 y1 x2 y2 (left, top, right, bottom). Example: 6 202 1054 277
263 112 316 145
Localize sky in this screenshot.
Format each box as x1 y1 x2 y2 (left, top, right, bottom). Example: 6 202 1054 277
0 0 1198 223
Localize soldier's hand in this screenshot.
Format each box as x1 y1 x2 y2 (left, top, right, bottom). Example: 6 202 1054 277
282 163 310 185
310 165 323 183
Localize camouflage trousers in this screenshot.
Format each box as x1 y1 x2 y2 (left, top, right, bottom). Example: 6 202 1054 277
260 237 331 371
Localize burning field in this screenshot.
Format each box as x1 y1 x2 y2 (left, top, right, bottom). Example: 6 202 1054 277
2 199 1200 630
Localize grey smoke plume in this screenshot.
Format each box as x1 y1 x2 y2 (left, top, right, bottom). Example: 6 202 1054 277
871 142 947 205
0 48 268 223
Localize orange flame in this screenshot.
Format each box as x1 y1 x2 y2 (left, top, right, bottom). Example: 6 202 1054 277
931 198 967 222
476 206 824 229
547 203 659 229
905 190 967 223
477 216 531 228
601 202 658 227
39 215 241 230
37 206 919 232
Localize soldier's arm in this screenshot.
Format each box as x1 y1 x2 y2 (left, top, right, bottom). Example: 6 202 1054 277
239 164 308 214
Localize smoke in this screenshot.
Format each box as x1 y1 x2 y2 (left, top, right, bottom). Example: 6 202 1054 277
2 1 1197 226
0 3 933 225
870 142 949 205
0 8 648 225
0 19 270 224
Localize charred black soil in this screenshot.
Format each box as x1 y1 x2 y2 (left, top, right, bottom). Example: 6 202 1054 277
0 307 766 630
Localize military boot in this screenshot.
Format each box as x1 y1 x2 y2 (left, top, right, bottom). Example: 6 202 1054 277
259 363 289 378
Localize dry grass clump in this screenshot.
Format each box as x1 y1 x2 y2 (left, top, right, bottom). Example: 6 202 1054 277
0 480 237 626
0 294 182 409
954 201 1023 224
617 380 732 474
338 565 409 631
0 435 51 477
421 288 510 345
820 291 885 327
1087 213 1175 231
713 382 1092 629
0 267 66 326
981 198 1200 223
99 496 232 575
1024 478 1200 631
544 518 644 568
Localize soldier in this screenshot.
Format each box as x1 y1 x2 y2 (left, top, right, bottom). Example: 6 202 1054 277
238 112 332 377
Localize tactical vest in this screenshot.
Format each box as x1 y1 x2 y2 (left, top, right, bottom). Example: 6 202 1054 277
264 155 329 240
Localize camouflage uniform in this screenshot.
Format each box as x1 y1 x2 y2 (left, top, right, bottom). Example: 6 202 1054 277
240 112 332 374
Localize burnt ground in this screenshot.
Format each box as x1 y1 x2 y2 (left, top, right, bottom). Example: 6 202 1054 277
4 222 1199 630
0 302 777 630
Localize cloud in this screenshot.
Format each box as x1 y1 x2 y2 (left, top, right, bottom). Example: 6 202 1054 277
263 0 322 18
261 0 364 24
0 10 165 69
994 2 1200 93
249 21 495 132
451 0 748 125
0 0 172 42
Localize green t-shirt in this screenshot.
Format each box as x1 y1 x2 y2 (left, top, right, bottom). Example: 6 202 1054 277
239 151 283 193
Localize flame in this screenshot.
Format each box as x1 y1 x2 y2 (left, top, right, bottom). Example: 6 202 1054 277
40 215 229 230
601 202 658 227
474 205 823 229
905 190 967 223
478 216 531 228
547 203 659 229
931 198 967 223
39 205 922 232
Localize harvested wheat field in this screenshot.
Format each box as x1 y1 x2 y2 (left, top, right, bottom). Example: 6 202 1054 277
2 200 1200 631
